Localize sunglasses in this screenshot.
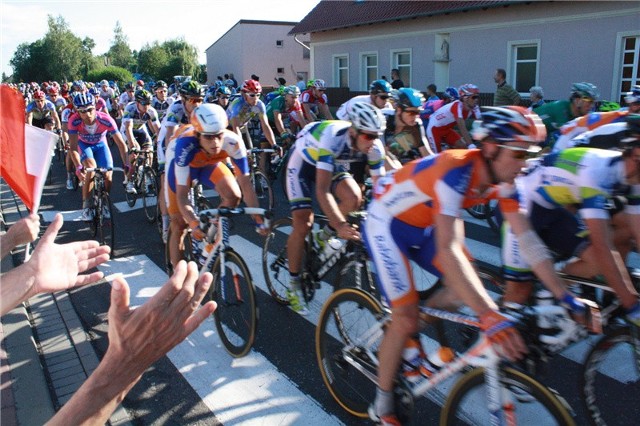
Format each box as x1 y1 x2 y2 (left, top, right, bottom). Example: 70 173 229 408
377 95 390 100
317 89 326 92
186 97 204 104
218 95 230 100
201 132 224 140
497 144 540 159
358 131 378 141
138 102 150 106
77 107 95 114
470 95 480 100
247 93 260 98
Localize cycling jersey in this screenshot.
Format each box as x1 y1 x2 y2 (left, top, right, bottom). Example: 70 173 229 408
48 96 67 114
382 113 428 162
265 95 304 128
152 96 174 121
120 102 160 145
553 110 628 152
60 107 74 124
118 92 135 109
426 100 480 152
533 99 574 146
156 100 190 166
26 99 56 120
363 149 518 306
300 88 328 121
164 126 249 215
95 98 108 114
286 120 386 210
335 95 391 121
67 111 119 169
227 96 267 128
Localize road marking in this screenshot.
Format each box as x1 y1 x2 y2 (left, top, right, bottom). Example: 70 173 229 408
97 254 343 425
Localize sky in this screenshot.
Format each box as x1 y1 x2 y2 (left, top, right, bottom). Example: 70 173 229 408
0 0 321 77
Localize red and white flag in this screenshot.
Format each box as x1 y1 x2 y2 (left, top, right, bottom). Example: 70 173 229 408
0 84 57 213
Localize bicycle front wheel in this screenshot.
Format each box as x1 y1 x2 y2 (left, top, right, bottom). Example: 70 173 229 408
252 170 274 211
97 192 115 255
581 326 640 426
441 367 575 426
334 249 377 296
262 217 293 305
212 249 258 358
142 168 158 223
316 287 385 418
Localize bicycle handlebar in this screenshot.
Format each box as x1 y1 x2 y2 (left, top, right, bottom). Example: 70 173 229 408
84 167 113 173
199 207 272 229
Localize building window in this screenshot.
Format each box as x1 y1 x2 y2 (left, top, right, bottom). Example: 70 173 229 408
618 34 639 103
508 40 540 94
361 53 378 91
276 40 283 47
333 54 349 88
277 67 284 74
391 49 411 86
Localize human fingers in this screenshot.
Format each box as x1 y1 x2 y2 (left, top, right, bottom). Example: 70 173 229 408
182 300 217 337
153 260 187 309
109 276 131 322
77 252 111 274
168 262 200 321
38 213 63 245
74 271 105 287
191 272 213 308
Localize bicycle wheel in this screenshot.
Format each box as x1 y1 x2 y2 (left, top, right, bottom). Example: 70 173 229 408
334 247 378 296
165 227 197 275
581 326 640 426
279 153 290 199
252 170 274 211
125 176 137 207
97 192 115 255
316 287 385 418
211 249 258 358
262 217 293 305
441 367 575 426
142 168 158 223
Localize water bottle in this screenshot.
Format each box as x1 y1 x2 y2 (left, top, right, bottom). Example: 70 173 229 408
535 289 555 329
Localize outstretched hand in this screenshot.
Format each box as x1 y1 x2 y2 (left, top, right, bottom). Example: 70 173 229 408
26 213 111 295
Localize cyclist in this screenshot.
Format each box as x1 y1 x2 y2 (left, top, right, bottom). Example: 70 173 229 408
365 106 563 425
67 92 128 221
121 89 160 194
164 103 267 269
501 115 640 328
118 82 136 116
265 85 307 139
534 82 599 148
426 83 481 153
47 85 67 115
60 95 78 190
98 79 116 114
285 102 387 315
151 80 173 121
383 87 433 164
553 109 628 152
211 86 232 112
622 85 640 114
335 79 392 121
156 80 205 242
301 79 333 122
420 86 459 126
89 86 108 114
26 90 61 130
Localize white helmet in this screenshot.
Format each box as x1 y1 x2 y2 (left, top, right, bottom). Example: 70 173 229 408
191 103 228 134
348 102 385 135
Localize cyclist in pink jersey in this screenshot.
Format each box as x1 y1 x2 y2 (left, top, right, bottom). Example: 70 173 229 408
426 83 481 152
68 92 128 221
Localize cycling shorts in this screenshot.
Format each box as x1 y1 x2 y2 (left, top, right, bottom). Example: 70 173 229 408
165 160 233 215
79 141 113 169
426 126 461 153
502 202 590 282
286 153 351 211
362 201 443 307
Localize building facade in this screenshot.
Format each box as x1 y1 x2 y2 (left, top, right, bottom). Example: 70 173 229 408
290 1 640 103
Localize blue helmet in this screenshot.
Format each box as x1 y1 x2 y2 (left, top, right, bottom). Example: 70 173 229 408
444 86 459 100
216 86 232 96
391 87 425 110
72 92 95 108
370 79 392 94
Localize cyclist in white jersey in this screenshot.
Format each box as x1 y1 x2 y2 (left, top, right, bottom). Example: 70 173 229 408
336 79 392 120
151 80 174 121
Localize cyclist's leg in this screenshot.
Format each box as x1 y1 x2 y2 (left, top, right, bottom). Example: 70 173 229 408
199 162 240 208
501 220 537 305
166 158 190 268
92 141 114 192
286 158 314 278
157 137 170 238
334 173 363 213
79 142 97 205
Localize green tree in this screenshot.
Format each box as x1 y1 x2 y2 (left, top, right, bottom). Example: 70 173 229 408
138 42 169 79
86 66 133 87
42 15 91 82
160 38 199 82
107 21 133 71
9 40 47 82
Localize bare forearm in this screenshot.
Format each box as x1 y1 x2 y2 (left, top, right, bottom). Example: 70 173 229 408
0 266 36 315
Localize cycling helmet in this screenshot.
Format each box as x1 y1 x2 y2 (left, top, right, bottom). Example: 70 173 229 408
458 83 480 98
124 82 135 91
136 79 144 86
307 79 315 88
191 103 228 134
348 102 385 135
570 82 599 100
71 80 86 92
471 106 546 144
598 101 621 112
443 86 460 100
179 80 205 97
135 89 152 104
312 79 326 89
154 80 168 90
241 79 262 93
100 79 109 87
33 90 46 100
216 86 232 97
88 86 100 96
47 86 59 96
72 92 96 108
224 79 235 87
283 85 301 97
391 87 425 110
625 85 640 104
369 79 392 94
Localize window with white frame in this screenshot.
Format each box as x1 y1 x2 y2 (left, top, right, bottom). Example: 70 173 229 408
333 55 349 88
508 40 540 94
391 50 411 86
618 34 639 103
361 53 378 91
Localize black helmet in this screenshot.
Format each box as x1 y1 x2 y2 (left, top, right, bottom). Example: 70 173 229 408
179 80 205 97
134 89 152 104
124 82 135 91
154 80 168 90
